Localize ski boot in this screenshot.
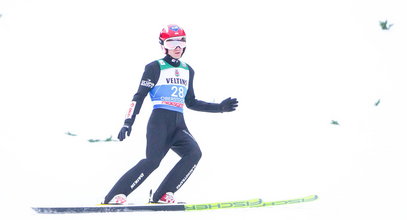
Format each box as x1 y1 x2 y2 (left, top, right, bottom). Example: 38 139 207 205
107 194 127 205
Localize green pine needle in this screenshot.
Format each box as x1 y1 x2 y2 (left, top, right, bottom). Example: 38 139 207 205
331 120 340 125
104 136 115 142
88 139 101 143
89 136 117 143
380 20 393 30
65 131 77 136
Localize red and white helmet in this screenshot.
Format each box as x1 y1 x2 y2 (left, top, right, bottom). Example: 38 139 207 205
159 24 187 51
159 24 186 44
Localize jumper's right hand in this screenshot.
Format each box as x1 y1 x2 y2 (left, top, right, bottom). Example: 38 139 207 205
118 125 132 141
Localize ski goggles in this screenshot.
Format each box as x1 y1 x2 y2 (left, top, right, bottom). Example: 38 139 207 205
163 37 186 50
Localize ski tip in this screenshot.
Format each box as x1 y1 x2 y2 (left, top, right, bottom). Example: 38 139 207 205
258 194 319 208
307 194 319 201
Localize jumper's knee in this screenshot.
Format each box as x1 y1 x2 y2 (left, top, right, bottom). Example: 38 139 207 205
189 147 202 162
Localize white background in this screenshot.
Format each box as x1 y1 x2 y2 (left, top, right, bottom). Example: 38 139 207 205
1 0 406 219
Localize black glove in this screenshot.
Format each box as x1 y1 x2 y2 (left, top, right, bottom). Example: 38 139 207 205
118 125 132 141
219 97 238 112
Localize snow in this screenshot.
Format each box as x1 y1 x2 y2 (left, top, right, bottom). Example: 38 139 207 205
1 0 407 219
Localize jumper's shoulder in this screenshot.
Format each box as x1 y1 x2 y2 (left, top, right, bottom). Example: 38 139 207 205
145 60 161 71
142 60 162 80
185 63 195 75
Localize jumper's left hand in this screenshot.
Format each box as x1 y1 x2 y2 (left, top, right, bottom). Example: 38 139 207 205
118 125 132 141
220 97 239 112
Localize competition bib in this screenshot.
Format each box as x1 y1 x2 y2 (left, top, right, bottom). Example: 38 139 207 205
149 59 189 113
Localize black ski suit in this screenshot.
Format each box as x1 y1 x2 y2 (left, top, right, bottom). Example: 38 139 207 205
104 55 237 203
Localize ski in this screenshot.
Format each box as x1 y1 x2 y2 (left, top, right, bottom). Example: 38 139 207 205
32 195 318 214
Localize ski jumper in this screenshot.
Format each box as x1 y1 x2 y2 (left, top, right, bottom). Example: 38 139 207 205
104 55 223 203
